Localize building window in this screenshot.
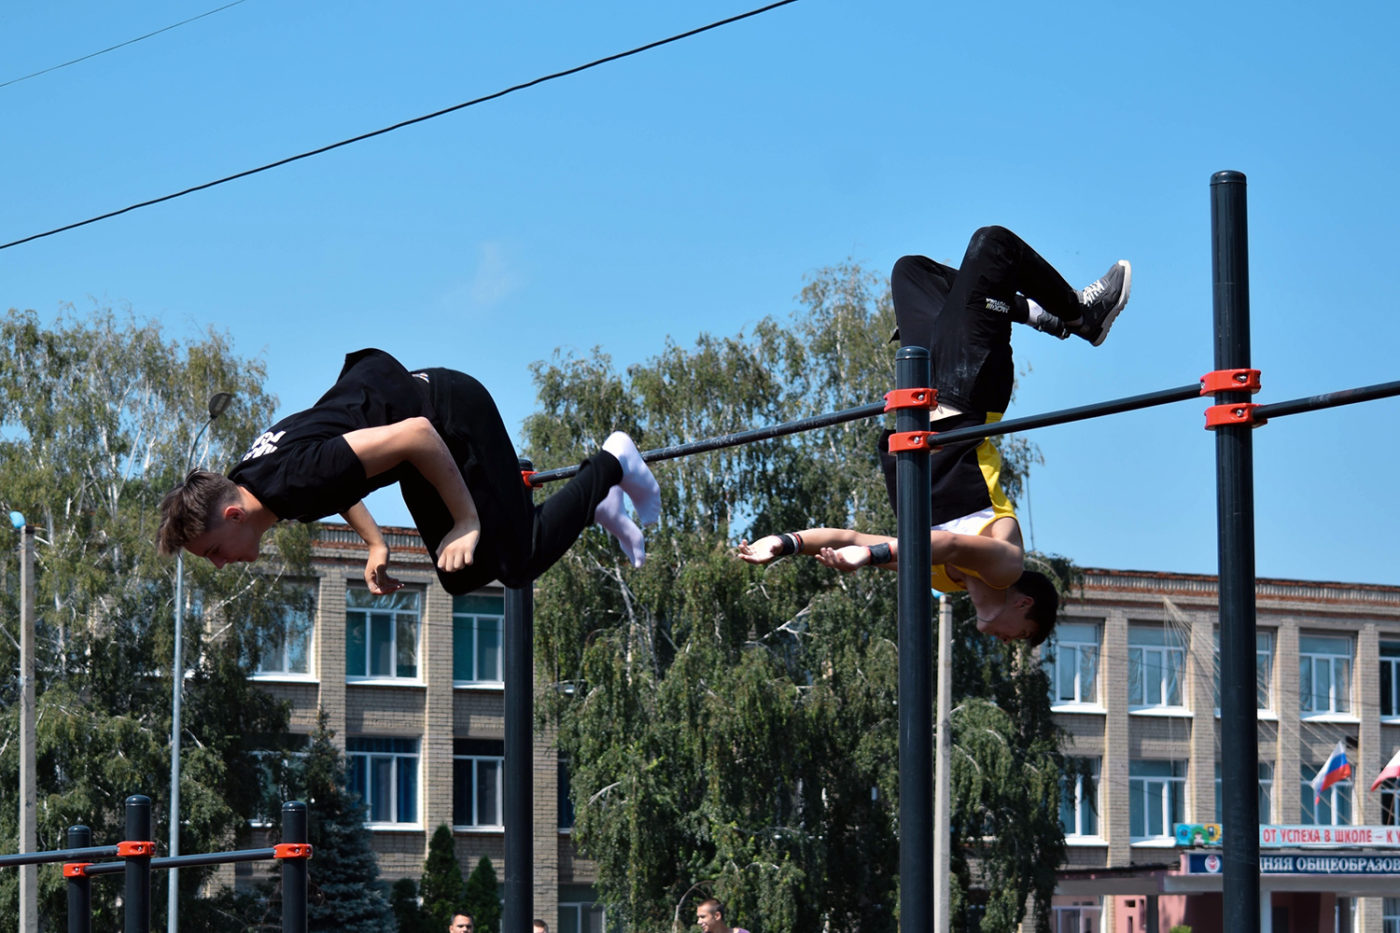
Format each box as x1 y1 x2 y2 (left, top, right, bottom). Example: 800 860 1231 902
1383 897 1400 933
559 758 577 831
558 901 607 933
1300 634 1352 715
1128 626 1184 709
453 738 504 829
347 737 419 824
254 582 316 676
1061 758 1100 838
1382 784 1400 826
1052 902 1102 933
1129 759 1186 841
1301 761 1352 826
1214 761 1273 823
250 737 310 824
453 594 504 684
346 587 420 680
1381 643 1400 718
1048 622 1100 705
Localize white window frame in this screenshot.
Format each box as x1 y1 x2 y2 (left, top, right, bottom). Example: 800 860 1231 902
252 582 317 679
1383 896 1400 933
345 587 421 682
1129 759 1186 843
558 900 607 933
1061 758 1101 841
1381 642 1400 719
347 736 420 827
1381 785 1400 826
1300 762 1352 826
1128 626 1185 710
1299 634 1352 716
453 740 505 830
1049 622 1101 708
1051 902 1102 933
453 594 504 686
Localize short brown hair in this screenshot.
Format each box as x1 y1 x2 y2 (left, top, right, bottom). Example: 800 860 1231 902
1012 569 1059 647
157 470 240 556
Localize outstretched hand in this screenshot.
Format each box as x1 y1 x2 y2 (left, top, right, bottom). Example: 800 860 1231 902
736 536 784 565
814 545 871 573
437 518 481 574
364 545 404 594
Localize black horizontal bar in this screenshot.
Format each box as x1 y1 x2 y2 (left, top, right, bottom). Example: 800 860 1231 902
0 845 120 868
527 384 1204 485
82 847 280 877
527 399 890 484
1251 379 1400 422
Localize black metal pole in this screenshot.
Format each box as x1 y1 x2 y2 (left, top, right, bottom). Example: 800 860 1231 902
282 801 308 933
895 347 933 933
1250 378 1400 422
503 458 535 933
67 825 92 933
1212 169 1261 933
124 795 152 933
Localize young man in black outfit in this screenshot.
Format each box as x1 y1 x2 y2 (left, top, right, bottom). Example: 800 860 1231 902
739 227 1130 645
158 348 660 594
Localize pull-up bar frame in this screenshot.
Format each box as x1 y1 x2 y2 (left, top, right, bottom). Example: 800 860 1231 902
500 171 1396 933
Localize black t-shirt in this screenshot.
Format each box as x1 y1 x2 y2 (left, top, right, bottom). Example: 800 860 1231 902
228 348 429 522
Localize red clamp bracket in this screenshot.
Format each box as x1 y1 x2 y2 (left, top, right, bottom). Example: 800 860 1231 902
63 863 92 878
274 843 314 860
1200 368 1261 395
887 431 937 452
117 841 155 857
1204 403 1263 429
520 469 539 488
883 387 937 412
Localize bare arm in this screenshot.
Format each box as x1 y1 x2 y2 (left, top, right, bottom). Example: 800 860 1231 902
341 417 481 574
737 528 897 568
341 501 404 594
738 526 1024 584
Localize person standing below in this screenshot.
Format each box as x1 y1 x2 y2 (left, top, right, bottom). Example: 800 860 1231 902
158 348 662 591
448 913 474 933
739 226 1132 646
532 921 549 933
696 898 750 933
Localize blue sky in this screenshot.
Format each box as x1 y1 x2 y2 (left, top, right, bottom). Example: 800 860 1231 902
4 0 1397 584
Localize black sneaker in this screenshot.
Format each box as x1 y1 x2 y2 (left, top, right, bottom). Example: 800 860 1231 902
1033 311 1070 340
1076 260 1132 346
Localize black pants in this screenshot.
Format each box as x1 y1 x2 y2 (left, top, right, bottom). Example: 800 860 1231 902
890 225 1080 413
401 368 621 594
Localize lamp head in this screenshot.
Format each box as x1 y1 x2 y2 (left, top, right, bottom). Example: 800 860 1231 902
207 392 234 420
8 511 24 530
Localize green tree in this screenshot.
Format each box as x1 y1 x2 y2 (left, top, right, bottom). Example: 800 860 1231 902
291 714 393 931
525 264 1069 932
419 824 468 931
390 877 427 933
462 856 501 933
0 307 311 928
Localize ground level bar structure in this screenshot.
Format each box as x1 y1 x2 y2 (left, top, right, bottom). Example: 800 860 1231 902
0 795 309 933
501 171 1400 933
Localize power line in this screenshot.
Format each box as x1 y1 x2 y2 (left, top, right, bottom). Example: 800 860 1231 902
0 0 801 253
0 0 250 91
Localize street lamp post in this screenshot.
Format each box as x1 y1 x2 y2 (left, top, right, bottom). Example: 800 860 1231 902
15 511 36 933
169 391 233 933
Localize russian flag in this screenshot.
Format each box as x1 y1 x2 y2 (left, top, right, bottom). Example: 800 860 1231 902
1311 740 1352 803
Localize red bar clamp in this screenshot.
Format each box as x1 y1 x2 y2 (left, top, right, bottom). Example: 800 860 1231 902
63 862 91 878
1204 403 1263 429
1200 368 1261 394
520 469 539 488
117 841 155 857
274 843 314 860
883 387 937 412
887 431 936 452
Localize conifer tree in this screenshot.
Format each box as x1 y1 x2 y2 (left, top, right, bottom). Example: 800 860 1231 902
419 823 468 931
462 856 501 933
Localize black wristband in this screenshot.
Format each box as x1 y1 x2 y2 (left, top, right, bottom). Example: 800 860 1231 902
868 542 893 565
775 533 798 556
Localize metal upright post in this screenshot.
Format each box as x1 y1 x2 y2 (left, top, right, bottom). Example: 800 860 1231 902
933 594 952 933
1211 169 1261 933
124 795 152 933
19 522 37 933
281 801 308 933
503 458 535 933
66 825 92 933
894 346 933 933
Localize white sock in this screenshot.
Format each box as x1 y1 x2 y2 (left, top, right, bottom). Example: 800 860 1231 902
594 486 646 567
1026 299 1054 327
601 431 661 526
